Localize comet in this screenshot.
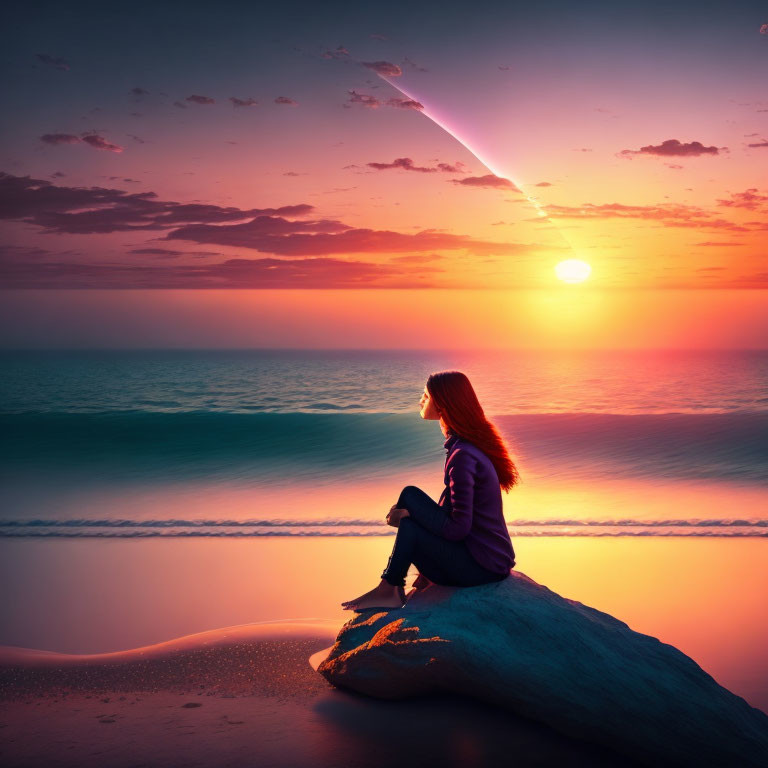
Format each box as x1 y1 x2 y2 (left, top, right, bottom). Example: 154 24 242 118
375 73 578 257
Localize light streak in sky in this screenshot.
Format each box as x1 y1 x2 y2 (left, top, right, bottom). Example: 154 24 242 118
378 74 578 257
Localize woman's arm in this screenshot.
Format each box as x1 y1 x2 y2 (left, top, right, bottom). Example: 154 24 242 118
441 450 476 540
404 449 476 541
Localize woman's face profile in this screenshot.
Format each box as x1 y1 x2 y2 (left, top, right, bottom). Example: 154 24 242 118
419 385 441 421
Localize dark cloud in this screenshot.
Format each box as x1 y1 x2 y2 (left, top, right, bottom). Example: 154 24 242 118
366 158 466 174
163 218 540 256
130 248 186 257
367 157 437 173
361 60 402 76
186 95 215 105
173 101 188 109
274 96 298 105
0 244 56 263
0 256 444 289
402 57 428 73
40 133 81 146
0 171 314 235
229 97 258 107
130 87 150 96
747 140 768 148
40 133 123 152
620 139 722 157
449 174 519 191
35 53 70 71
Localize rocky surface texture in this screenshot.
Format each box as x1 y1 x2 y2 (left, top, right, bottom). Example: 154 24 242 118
317 571 768 767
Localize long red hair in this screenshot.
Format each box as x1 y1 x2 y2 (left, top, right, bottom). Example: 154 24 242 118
427 370 521 492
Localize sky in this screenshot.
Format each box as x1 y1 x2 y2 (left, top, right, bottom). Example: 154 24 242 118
0 0 766 348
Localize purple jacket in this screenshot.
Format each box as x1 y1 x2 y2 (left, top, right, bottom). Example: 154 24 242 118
433 430 516 574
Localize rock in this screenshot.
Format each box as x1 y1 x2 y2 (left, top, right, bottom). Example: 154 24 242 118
317 570 768 767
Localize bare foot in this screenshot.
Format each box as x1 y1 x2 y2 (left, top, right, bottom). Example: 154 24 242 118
342 583 406 611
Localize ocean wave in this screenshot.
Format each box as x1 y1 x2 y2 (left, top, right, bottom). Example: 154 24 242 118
1 411 766 485
2 518 767 528
1 518 766 537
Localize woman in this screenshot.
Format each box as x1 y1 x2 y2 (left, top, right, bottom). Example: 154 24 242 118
341 370 520 612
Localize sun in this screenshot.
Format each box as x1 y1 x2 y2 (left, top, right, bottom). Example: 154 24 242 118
555 259 592 284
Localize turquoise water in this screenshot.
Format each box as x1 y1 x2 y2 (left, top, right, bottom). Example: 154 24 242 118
1 349 766 536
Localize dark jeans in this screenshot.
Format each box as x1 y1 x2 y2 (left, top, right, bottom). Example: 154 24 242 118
380 485 509 588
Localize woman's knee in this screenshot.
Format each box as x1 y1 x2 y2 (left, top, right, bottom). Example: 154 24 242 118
398 485 423 507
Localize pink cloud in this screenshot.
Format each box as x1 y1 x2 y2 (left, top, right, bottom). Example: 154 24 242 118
274 96 298 105
716 188 768 210
747 140 768 148
81 134 123 152
321 46 349 59
361 60 402 76
542 201 751 232
449 174 519 191
620 139 722 157
386 97 423 110
39 133 123 152
347 90 381 108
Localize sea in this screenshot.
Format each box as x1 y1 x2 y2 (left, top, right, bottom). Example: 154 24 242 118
1 348 767 538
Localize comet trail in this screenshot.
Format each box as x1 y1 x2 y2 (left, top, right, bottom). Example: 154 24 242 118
378 74 578 258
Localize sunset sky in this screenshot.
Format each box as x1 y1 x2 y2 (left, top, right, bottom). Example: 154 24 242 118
1 0 766 348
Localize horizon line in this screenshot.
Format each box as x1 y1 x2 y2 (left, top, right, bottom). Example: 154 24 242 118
1 346 767 353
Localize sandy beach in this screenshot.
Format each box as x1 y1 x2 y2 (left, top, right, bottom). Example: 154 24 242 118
1 620 644 768
1 536 766 767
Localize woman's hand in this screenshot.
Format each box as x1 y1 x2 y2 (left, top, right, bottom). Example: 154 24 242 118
386 505 410 528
